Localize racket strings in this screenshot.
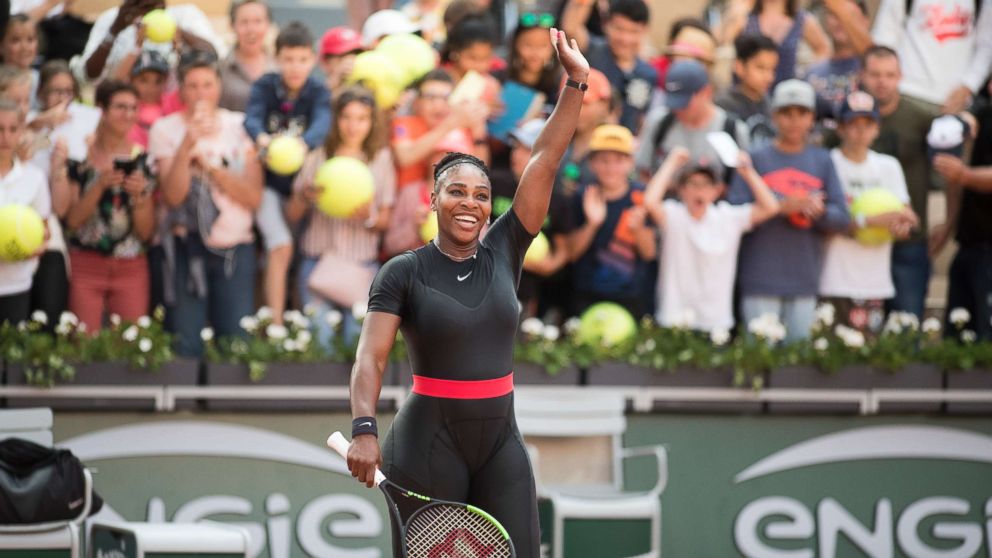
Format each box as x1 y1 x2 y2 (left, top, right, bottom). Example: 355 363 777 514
405 505 512 558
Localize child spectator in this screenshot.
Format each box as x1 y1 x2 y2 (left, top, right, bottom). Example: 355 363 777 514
1 14 39 108
728 79 850 341
715 34 778 147
493 13 563 105
244 21 331 327
642 146 779 333
286 86 396 348
568 124 655 318
562 0 657 133
802 0 870 122
820 91 917 336
0 99 50 326
128 51 170 149
725 0 831 85
319 26 363 94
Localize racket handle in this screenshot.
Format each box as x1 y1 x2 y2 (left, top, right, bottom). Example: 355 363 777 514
327 431 387 487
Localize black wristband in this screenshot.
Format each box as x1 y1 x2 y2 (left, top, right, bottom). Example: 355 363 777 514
352 416 378 438
565 78 589 92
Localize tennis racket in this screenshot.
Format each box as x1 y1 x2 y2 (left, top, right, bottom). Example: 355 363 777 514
327 431 516 558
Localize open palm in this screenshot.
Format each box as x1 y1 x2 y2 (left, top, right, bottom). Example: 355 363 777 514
550 28 590 81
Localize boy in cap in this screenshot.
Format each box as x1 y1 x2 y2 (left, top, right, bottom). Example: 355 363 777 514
568 124 656 317
128 50 171 148
819 90 917 336
642 145 779 333
728 79 850 341
319 26 364 93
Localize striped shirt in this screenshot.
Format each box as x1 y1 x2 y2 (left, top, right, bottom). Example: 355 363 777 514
294 147 397 262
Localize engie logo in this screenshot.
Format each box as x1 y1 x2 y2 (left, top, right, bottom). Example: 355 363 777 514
732 426 992 558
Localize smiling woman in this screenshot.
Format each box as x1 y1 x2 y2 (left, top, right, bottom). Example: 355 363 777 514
340 28 589 558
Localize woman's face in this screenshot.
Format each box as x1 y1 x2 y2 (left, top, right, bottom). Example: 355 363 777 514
432 164 491 245
337 100 373 148
3 80 32 116
102 91 139 136
453 41 493 76
515 27 553 75
43 72 75 110
233 1 270 53
2 21 37 70
180 67 222 110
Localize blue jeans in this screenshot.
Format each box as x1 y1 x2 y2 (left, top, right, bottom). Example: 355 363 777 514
945 244 992 341
168 237 256 357
887 240 931 319
741 295 817 342
297 256 372 352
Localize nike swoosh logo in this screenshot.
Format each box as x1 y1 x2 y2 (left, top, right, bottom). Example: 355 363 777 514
457 272 472 282
358 422 372 427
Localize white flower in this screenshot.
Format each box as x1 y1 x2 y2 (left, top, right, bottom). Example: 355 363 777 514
59 311 78 327
563 317 581 335
710 328 730 346
284 310 307 328
137 316 151 328
17 321 28 332
78 322 87 333
266 323 288 340
138 338 153 353
961 330 977 343
814 337 829 351
239 316 259 333
256 306 273 321
672 308 697 329
541 325 560 342
882 315 903 335
748 312 786 342
109 314 121 327
643 338 656 352
282 339 298 352
54 323 69 335
30 310 47 325
897 312 919 330
325 309 343 328
296 329 312 345
922 317 942 334
303 303 319 317
815 303 835 327
352 301 369 321
835 325 865 349
521 317 544 336
950 307 971 327
200 327 214 342
122 325 139 342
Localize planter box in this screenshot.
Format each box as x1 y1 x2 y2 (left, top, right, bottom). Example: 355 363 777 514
514 363 581 386
5 359 200 411
945 369 992 414
204 361 361 412
586 362 764 413
767 364 942 414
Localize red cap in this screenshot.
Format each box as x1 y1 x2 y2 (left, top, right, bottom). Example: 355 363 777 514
320 27 363 57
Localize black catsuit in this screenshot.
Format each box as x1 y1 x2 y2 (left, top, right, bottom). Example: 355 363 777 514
367 209 540 557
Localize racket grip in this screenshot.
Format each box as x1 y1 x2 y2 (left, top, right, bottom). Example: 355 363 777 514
326 431 387 487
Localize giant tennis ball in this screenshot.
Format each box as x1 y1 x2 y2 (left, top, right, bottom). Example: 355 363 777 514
142 9 176 44
0 205 44 261
850 188 904 246
314 157 374 218
347 51 405 108
577 302 637 347
375 33 437 87
266 135 307 176
524 232 550 266
420 212 438 243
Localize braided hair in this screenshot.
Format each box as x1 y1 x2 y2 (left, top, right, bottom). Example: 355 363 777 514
432 152 490 192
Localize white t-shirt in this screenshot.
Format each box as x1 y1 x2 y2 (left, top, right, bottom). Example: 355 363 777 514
656 200 753 332
0 160 51 296
820 149 910 299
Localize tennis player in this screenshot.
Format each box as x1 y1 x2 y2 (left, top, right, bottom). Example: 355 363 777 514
343 28 589 557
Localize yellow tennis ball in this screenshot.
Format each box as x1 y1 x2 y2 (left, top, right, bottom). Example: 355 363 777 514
347 51 405 108
0 205 44 261
142 9 176 44
266 135 307 176
524 232 550 265
376 33 438 87
420 212 438 243
850 188 904 246
577 302 637 347
314 157 375 218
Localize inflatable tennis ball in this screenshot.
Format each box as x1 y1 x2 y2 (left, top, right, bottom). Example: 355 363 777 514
420 212 438 243
314 157 374 218
576 302 637 347
265 135 307 176
524 232 550 266
850 188 904 246
375 33 437 87
347 51 405 108
0 205 44 261
142 9 177 44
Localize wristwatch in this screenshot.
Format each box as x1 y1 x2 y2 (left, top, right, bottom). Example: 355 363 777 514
565 78 588 92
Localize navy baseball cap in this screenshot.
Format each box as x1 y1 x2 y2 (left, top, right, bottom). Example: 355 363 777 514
664 60 709 110
838 91 880 123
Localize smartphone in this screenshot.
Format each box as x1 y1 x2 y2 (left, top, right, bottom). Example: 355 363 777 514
112 153 148 176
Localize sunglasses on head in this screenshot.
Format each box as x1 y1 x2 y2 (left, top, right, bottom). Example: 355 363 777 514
519 12 555 29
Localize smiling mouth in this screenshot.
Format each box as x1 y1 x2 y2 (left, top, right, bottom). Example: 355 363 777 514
454 215 479 226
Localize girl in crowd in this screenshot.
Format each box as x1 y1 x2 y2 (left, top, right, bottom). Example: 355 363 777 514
494 12 563 105
287 86 396 347
1 14 39 107
724 0 830 84
60 80 154 332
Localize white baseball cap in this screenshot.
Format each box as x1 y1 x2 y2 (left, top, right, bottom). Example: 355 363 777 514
361 10 420 47
771 79 816 111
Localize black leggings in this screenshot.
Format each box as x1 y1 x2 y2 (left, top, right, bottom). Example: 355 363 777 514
382 392 539 557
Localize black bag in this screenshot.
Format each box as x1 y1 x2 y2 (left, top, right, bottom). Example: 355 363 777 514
0 438 103 524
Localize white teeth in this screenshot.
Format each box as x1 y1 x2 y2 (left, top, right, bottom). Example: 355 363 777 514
454 216 477 224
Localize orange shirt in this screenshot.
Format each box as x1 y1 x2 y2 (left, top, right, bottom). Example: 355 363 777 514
392 115 431 188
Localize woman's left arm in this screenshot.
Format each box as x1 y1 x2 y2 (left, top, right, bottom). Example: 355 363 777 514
803 14 833 61
512 29 589 235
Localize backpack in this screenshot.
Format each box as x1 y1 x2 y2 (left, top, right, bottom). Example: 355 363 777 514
0 438 103 524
